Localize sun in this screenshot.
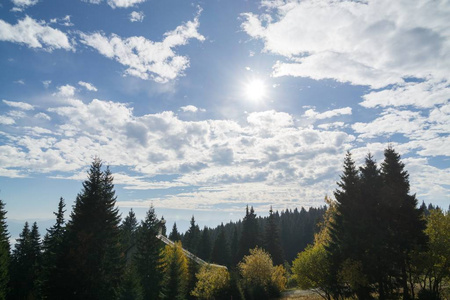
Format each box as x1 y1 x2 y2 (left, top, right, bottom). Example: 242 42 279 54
244 79 266 101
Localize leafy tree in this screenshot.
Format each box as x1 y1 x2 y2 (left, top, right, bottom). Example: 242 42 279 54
62 158 124 299
41 197 66 299
159 241 188 300
263 206 284 265
10 222 42 300
169 222 181 241
191 265 230 300
134 205 163 300
238 247 286 299
0 200 9 300
210 224 231 267
237 206 259 262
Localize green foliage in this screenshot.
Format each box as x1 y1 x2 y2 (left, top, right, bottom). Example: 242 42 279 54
237 206 259 262
169 222 181 242
119 265 143 300
159 241 188 300
134 205 163 300
183 216 200 255
191 265 230 300
263 206 284 266
120 208 138 253
62 158 125 299
210 224 231 267
197 227 211 262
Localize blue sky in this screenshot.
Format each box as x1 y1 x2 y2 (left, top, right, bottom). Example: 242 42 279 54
0 0 449 236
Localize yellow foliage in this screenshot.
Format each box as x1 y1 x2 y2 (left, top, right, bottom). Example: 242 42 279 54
159 241 188 283
191 265 230 300
271 265 288 291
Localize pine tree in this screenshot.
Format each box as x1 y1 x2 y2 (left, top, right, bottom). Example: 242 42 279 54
62 158 124 299
160 241 188 300
210 224 231 267
10 222 42 299
169 223 181 241
42 197 66 299
134 205 163 300
237 206 259 262
381 146 427 300
264 206 284 266
0 200 9 300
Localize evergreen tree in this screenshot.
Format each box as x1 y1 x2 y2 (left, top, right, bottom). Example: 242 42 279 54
62 158 124 299
264 206 284 266
210 224 231 267
186 256 199 300
10 222 42 300
42 197 66 299
183 216 200 255
197 227 211 261
230 227 239 265
169 223 181 241
0 200 9 300
381 146 427 300
121 209 138 253
134 205 163 300
237 206 259 262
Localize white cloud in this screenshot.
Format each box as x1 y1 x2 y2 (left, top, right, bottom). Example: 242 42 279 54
82 0 147 9
129 11 145 22
180 105 205 113
11 0 38 11
53 84 76 97
80 12 205 83
0 16 73 51
242 0 450 89
78 81 98 92
0 116 15 125
3 99 34 110
42 80 51 88
50 15 74 27
304 107 352 120
34 112 51 120
14 79 25 85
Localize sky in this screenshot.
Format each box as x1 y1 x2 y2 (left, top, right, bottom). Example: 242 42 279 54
0 0 449 237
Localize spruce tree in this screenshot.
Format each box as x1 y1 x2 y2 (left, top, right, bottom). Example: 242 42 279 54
63 158 124 299
381 146 427 300
134 205 163 300
183 216 200 255
169 223 181 241
264 206 284 266
121 209 138 253
160 241 188 300
197 227 211 261
0 200 9 300
10 222 42 300
237 206 259 262
42 197 66 299
210 224 231 267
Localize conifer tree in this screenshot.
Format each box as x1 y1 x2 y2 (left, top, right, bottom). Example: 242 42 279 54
62 158 124 299
121 209 138 252
134 205 163 300
183 216 200 255
381 146 427 300
230 227 239 265
0 200 9 300
42 197 66 299
160 241 188 300
10 222 42 300
169 222 181 241
237 206 259 262
264 206 284 266
210 224 231 267
197 227 211 261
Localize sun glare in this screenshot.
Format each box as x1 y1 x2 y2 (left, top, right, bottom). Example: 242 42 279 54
245 79 266 101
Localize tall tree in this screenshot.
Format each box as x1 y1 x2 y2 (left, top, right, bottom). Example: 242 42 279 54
10 222 42 300
237 206 259 262
169 223 181 242
62 158 124 299
197 227 211 261
263 206 284 266
159 241 188 300
0 200 9 300
381 146 427 300
134 205 163 300
42 197 66 299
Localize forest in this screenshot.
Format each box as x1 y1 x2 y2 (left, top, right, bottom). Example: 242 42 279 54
0 146 448 300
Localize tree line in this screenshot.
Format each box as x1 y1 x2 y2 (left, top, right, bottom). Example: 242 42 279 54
0 147 448 299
